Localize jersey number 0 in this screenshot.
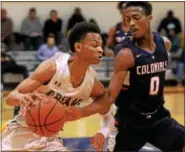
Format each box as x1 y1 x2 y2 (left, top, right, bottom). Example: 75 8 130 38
150 76 160 95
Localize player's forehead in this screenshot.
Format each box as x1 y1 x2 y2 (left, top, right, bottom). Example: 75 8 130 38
83 33 102 43
125 6 145 17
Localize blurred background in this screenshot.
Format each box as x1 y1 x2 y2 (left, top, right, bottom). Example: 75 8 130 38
1 1 184 151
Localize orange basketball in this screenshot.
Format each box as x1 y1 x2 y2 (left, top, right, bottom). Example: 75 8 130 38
25 95 66 137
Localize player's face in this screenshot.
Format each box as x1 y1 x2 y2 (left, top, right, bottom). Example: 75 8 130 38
120 8 126 19
79 33 103 64
124 7 152 38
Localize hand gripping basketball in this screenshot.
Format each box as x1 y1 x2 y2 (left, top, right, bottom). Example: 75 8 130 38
25 94 68 137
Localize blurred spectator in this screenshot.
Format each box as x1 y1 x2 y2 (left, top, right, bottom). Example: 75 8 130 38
1 49 29 116
157 10 182 36
13 32 24 50
66 7 85 34
37 34 59 61
176 49 184 87
20 8 42 50
43 9 62 46
1 8 14 50
1 50 29 85
167 29 181 53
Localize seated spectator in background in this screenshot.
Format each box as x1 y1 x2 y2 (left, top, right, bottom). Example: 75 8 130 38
167 29 181 53
37 34 59 61
20 7 42 50
66 7 85 34
1 49 29 116
157 10 182 36
1 50 29 85
1 8 14 50
43 9 62 46
176 49 184 87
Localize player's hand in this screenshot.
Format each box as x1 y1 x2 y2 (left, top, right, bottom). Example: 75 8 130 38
64 107 83 122
91 133 105 152
20 93 46 111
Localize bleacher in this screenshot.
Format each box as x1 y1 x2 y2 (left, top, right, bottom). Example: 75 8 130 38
3 50 180 89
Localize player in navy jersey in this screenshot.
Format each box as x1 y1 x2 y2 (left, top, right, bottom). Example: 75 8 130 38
106 1 132 51
75 2 185 151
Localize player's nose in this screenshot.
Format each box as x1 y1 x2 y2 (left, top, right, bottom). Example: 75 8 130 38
97 46 103 54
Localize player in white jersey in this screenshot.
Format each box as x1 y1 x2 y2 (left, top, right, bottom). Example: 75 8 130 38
2 22 114 151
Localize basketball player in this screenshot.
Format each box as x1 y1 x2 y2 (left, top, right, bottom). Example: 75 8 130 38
2 22 114 151
75 2 185 151
106 1 132 50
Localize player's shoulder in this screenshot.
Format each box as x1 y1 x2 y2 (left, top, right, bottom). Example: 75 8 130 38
116 47 133 60
52 52 71 60
113 37 133 55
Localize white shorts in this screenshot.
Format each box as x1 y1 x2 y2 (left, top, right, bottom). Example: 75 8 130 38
2 120 70 151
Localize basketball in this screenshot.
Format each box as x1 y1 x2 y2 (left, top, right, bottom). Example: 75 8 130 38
25 95 67 137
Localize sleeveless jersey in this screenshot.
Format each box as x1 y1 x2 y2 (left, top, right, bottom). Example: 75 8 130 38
15 52 96 124
114 33 168 113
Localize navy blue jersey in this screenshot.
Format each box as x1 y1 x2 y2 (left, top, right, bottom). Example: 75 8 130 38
114 33 168 112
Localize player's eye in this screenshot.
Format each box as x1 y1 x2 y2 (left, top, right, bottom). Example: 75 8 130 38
134 15 141 20
92 44 98 48
125 17 131 23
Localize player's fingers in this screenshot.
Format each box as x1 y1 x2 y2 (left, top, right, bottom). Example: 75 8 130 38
90 137 94 145
93 135 98 150
95 137 101 151
91 136 97 149
24 95 35 104
97 138 104 151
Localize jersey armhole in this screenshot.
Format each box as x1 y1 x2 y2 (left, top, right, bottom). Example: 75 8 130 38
125 48 136 71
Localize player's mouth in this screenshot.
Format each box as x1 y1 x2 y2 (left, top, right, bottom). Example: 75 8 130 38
98 56 102 60
131 28 139 35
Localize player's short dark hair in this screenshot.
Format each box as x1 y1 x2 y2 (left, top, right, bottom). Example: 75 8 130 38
68 21 101 52
117 1 127 10
125 1 152 15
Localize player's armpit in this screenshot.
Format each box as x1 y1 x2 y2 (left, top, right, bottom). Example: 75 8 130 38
90 78 105 99
5 59 56 106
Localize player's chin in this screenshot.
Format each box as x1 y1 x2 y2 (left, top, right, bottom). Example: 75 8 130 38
132 33 142 39
92 58 102 64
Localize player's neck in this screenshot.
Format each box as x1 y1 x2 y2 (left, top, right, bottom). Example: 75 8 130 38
68 55 89 88
135 31 156 51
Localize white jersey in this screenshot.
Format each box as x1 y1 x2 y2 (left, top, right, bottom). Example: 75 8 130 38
45 52 96 107
2 52 97 151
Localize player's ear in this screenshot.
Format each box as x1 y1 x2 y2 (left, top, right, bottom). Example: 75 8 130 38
148 15 153 22
74 42 82 53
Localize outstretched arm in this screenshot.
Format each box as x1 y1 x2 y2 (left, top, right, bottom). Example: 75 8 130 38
5 58 56 106
80 48 135 117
